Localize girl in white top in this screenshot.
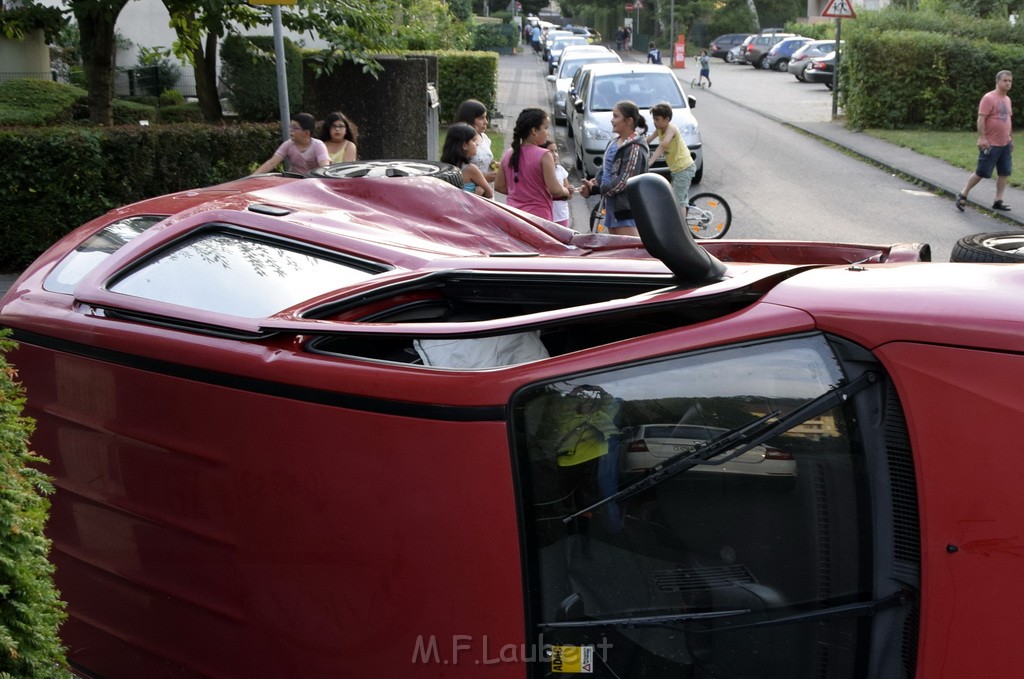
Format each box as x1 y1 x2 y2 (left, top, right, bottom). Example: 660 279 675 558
454 99 496 184
254 112 330 175
318 111 358 163
543 140 572 227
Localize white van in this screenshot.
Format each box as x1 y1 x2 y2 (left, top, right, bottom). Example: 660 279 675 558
569 63 703 181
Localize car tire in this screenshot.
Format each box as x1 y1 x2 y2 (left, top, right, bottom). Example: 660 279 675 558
725 52 736 63
775 58 789 71
309 160 464 189
757 56 769 69
693 160 703 185
796 70 806 82
950 232 1024 263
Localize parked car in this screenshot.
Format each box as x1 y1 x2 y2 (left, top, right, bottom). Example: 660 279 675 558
730 35 756 64
542 29 573 60
547 35 589 74
709 32 750 62
621 423 797 482
566 24 601 43
569 62 703 181
764 36 811 71
789 39 840 80
746 32 795 69
547 46 621 123
804 51 837 88
18 160 1024 679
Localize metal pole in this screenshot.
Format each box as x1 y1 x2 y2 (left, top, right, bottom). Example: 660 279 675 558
272 5 290 142
832 18 841 119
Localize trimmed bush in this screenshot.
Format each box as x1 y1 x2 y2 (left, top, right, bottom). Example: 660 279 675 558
0 329 70 678
158 103 203 123
436 51 498 122
0 79 85 126
0 123 280 270
472 22 517 53
159 89 186 107
221 34 304 121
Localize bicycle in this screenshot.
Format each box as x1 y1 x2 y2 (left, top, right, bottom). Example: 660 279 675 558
589 192 732 239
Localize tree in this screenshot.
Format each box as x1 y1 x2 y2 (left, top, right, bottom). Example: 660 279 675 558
69 0 129 125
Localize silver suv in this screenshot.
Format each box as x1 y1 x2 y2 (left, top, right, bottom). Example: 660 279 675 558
745 31 794 69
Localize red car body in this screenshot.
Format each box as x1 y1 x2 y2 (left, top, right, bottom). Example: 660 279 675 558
0 171 1018 679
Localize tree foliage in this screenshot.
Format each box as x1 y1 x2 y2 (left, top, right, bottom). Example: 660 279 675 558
0 330 70 678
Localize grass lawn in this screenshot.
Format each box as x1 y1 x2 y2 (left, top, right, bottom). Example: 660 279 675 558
863 128 1024 189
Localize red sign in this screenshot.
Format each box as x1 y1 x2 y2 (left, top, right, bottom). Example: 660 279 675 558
822 0 856 18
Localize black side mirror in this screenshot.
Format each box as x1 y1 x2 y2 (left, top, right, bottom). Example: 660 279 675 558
626 173 726 284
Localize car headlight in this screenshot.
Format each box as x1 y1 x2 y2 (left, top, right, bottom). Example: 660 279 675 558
583 121 611 141
678 122 699 136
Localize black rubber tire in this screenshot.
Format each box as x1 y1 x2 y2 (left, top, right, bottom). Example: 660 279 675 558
687 192 732 239
693 159 704 185
725 52 736 63
774 58 789 72
950 232 1024 262
309 160 464 188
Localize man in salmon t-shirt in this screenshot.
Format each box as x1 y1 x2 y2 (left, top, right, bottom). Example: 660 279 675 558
956 70 1014 212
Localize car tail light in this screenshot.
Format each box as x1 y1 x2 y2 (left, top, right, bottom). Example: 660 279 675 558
627 440 649 453
745 44 754 52
764 446 793 461
810 61 826 71
711 42 719 50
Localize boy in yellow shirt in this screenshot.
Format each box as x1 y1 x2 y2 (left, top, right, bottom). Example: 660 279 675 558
647 102 696 211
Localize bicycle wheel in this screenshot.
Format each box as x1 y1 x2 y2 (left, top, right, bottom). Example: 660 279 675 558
686 192 732 239
589 199 605 233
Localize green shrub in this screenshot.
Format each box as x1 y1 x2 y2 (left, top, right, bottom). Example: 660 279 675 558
436 51 498 122
221 34 304 121
0 329 70 678
111 99 159 125
841 14 1024 130
159 89 185 106
0 79 85 126
158 103 203 123
0 123 280 270
471 22 517 51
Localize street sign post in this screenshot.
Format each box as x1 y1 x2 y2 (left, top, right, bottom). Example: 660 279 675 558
821 0 855 120
249 0 295 140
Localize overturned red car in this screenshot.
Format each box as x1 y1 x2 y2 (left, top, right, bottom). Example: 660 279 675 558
1 162 1020 678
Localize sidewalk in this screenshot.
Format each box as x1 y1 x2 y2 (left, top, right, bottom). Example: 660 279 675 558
495 49 1024 227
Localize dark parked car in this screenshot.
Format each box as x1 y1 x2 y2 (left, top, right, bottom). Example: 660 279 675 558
765 36 811 71
804 51 837 88
16 164 1024 679
730 34 757 64
709 33 750 62
789 39 839 80
746 32 795 69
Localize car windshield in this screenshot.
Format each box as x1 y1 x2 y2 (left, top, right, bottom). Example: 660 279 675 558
511 334 874 678
591 73 684 111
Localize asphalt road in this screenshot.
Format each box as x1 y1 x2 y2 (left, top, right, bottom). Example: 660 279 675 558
552 54 1009 261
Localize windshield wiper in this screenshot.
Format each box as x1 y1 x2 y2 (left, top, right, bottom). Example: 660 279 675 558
564 371 877 523
538 590 911 631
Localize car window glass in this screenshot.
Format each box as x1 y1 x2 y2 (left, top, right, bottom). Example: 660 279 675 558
44 215 164 294
593 73 684 109
109 230 379 317
511 333 872 677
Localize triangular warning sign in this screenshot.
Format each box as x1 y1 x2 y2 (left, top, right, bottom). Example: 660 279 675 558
822 0 856 18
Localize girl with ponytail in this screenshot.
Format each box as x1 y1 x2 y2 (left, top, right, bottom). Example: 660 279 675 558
494 108 574 222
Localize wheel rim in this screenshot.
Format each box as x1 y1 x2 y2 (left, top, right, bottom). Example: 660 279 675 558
315 160 448 179
775 59 788 71
981 234 1024 255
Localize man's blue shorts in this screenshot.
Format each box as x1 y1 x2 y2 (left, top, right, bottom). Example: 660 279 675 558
975 142 1013 178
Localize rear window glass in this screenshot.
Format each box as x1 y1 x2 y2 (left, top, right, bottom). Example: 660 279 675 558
109 230 380 317
44 215 164 294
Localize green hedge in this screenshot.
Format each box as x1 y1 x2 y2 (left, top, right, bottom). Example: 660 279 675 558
436 51 498 123
0 79 85 126
471 22 517 52
0 329 70 678
841 12 1024 130
221 34 304 121
0 124 279 271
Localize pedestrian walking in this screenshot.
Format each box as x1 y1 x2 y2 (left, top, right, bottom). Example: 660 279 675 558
615 26 625 51
956 70 1014 212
